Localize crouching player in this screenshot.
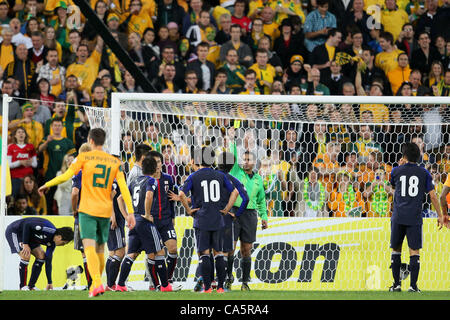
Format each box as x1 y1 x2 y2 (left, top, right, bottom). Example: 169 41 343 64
5 217 74 290
116 156 174 292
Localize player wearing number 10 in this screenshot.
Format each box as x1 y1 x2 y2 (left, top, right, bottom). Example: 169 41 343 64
179 147 239 293
388 142 446 293
38 128 135 297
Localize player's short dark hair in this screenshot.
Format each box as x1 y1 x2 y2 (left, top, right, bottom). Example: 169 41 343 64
217 152 235 173
135 143 151 161
197 146 215 167
88 128 106 146
55 227 74 242
402 142 421 163
142 155 157 175
148 150 163 163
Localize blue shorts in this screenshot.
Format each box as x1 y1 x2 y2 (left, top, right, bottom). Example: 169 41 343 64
107 223 126 251
222 214 235 253
390 222 423 250
195 228 223 254
155 221 177 243
5 225 40 254
127 215 164 255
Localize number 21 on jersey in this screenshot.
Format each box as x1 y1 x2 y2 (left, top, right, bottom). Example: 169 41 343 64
399 175 419 197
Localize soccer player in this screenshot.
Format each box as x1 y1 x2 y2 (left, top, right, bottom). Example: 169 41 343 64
71 142 92 290
178 147 239 293
5 217 74 290
39 128 135 297
217 151 250 291
105 178 134 291
146 150 180 288
227 128 268 291
116 155 173 292
389 142 446 293
127 143 152 186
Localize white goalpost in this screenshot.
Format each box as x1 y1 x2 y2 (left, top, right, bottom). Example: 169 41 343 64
0 93 449 291
103 93 449 291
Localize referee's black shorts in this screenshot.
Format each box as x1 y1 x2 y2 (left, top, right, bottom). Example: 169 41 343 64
232 207 258 244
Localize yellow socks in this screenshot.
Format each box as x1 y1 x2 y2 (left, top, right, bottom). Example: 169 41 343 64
85 246 102 288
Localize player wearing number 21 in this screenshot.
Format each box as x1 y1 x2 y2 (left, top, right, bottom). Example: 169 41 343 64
178 147 240 293
388 142 447 293
38 128 135 297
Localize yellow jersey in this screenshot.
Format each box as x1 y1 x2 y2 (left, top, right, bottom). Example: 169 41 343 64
66 50 101 93
68 150 127 218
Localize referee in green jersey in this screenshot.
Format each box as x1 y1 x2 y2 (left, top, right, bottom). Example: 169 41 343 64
226 126 268 291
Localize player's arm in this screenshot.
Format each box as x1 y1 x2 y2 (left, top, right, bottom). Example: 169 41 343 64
20 221 34 259
144 190 155 222
39 167 76 195
220 174 240 215
117 194 136 230
115 171 134 215
256 180 269 229
233 178 249 217
429 189 445 230
179 175 199 216
71 187 79 217
440 185 449 221
44 245 55 289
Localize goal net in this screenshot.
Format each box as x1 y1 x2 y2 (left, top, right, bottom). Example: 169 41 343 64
83 93 450 291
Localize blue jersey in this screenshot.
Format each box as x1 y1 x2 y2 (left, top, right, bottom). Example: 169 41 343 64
181 167 235 231
221 171 249 217
129 175 158 216
7 217 57 282
112 180 125 227
151 173 176 225
390 163 434 226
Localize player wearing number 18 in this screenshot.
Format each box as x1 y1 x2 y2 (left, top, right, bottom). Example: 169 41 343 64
388 142 447 293
38 128 135 297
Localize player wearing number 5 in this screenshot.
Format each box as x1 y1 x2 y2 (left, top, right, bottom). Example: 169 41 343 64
389 143 446 293
38 128 135 297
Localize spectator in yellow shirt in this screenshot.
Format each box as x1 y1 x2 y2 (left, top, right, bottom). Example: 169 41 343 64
249 49 277 94
381 0 409 42
66 36 103 93
375 31 404 74
120 0 154 37
387 52 411 94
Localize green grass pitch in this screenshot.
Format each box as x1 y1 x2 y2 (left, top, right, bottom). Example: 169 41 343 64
0 290 449 300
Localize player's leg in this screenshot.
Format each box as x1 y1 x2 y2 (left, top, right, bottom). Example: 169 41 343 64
238 210 258 291
79 212 108 295
407 224 423 292
26 246 46 290
195 228 213 292
212 230 226 292
74 219 91 289
106 226 126 290
223 214 236 290
6 227 29 289
390 222 406 291
116 252 139 291
160 223 178 283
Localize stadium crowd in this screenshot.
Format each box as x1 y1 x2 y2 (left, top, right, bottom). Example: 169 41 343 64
1 0 449 217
